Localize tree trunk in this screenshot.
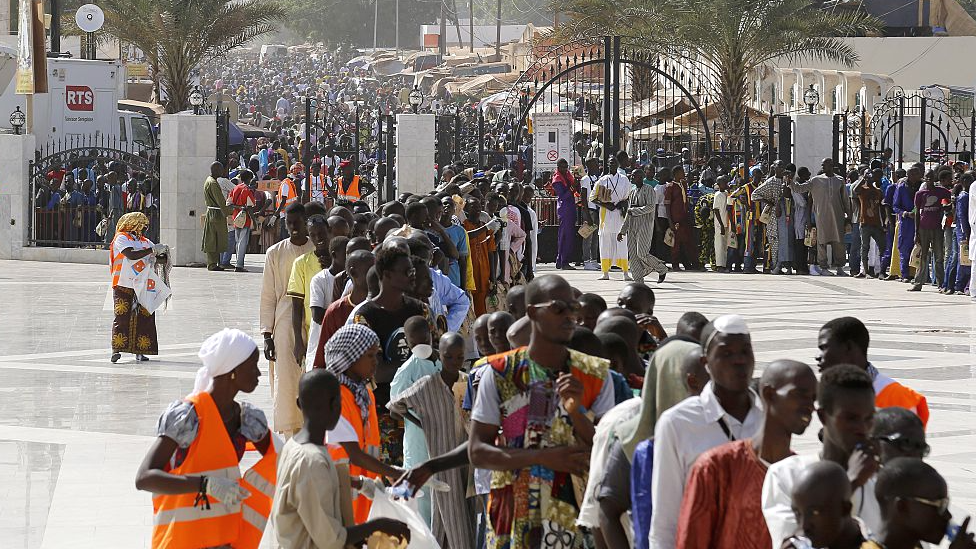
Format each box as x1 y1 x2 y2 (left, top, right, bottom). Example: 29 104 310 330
716 60 749 152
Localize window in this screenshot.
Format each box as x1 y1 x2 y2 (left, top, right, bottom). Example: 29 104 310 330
831 90 837 112
131 117 154 148
119 117 127 143
790 86 796 108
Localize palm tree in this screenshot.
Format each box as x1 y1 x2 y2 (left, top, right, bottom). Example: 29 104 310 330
100 0 285 113
553 0 878 143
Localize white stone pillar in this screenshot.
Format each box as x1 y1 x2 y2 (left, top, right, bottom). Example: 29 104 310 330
0 133 36 260
791 114 835 172
159 113 216 266
395 113 435 196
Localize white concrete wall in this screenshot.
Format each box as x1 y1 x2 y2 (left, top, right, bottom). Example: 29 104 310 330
0 133 36 260
159 113 216 267
395 114 435 197
791 114 835 172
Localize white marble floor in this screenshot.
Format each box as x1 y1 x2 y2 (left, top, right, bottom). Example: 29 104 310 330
0 257 974 548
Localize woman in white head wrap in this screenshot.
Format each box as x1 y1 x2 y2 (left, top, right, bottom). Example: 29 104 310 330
136 328 277 544
324 324 403 524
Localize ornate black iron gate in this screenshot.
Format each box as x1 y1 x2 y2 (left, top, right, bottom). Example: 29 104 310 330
28 136 161 249
838 88 976 170
493 36 714 175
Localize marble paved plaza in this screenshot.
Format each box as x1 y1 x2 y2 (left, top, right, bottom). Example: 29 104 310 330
0 257 975 548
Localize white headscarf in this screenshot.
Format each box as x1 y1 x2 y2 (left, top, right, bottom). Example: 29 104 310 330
194 328 258 393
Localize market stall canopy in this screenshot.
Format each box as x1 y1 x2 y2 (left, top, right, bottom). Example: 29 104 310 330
370 58 406 76
670 103 769 126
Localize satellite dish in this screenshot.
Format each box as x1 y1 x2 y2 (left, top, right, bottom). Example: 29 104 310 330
75 4 104 33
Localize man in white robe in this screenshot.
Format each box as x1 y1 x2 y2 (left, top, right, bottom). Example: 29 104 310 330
591 150 632 280
260 204 314 436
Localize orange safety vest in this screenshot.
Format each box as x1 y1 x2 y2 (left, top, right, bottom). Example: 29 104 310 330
110 231 149 287
328 384 380 524
151 392 278 549
874 374 930 429
336 175 361 202
277 178 298 210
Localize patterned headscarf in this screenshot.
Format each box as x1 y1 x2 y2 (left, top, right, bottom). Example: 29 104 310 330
116 212 149 235
325 324 380 424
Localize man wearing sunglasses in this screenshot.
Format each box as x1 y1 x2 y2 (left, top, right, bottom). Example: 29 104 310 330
869 457 976 549
469 274 615 549
871 407 929 465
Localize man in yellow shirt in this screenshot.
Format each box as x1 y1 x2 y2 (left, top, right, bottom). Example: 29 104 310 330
287 213 330 367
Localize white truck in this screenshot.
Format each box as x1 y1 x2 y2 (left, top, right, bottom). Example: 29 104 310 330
0 48 156 150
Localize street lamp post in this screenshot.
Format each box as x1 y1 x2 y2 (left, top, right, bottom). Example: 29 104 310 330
803 84 820 115
10 106 25 135
189 86 205 115
408 86 424 114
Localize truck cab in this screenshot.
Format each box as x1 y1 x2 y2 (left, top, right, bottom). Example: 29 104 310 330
118 110 156 150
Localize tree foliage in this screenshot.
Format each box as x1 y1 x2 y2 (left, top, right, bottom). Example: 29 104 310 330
552 0 878 142
99 0 285 113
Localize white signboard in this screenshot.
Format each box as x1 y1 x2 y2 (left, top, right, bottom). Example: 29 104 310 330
532 112 573 172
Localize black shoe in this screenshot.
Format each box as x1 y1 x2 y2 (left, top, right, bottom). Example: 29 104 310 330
561 265 577 270
208 265 225 272
136 354 150 362
658 272 667 284
235 267 248 273
110 353 121 363
908 284 922 292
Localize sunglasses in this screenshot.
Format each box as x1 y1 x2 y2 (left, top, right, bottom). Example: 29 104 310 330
872 433 930 457
906 496 951 515
531 300 583 316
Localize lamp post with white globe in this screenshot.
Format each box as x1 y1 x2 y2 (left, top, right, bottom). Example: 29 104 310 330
803 84 820 115
189 87 205 115
408 86 424 114
10 106 25 135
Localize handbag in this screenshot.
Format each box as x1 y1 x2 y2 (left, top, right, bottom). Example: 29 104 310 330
664 228 675 247
804 227 817 247
577 223 597 239
95 217 109 237
909 244 922 269
960 240 971 266
727 232 738 249
758 205 774 225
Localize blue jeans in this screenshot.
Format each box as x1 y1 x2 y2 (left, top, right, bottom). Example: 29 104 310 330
232 227 250 268
847 222 861 274
219 230 235 266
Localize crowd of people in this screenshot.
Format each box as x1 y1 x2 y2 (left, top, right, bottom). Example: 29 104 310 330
124 152 976 549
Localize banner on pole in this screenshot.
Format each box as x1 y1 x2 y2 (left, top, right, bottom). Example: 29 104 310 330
15 0 34 95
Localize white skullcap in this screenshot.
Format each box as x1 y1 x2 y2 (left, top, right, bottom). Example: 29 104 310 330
194 328 258 393
703 314 750 351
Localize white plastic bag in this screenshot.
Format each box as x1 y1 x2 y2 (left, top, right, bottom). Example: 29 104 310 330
118 256 152 289
366 488 441 549
135 267 172 314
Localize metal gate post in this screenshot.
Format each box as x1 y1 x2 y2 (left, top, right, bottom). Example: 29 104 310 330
897 95 905 170
919 97 927 164
860 107 867 164
611 36 621 159
386 115 396 201
743 114 751 185
767 110 775 165
971 109 975 163
602 36 612 172
842 112 848 168
354 105 361 174
305 97 313 202
478 111 485 168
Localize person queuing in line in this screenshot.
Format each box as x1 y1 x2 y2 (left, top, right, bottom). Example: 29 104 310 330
871 406 928 465
286 211 331 365
675 360 817 549
780 461 869 549
762 365 882 547
108 212 166 363
323 324 403 524
650 314 763 549
260 202 313 436
304 235 350 366
469 274 614 549
273 369 411 549
868 458 976 549
910 167 953 292
312 250 375 366
136 329 277 549
226 169 257 272
816 316 929 428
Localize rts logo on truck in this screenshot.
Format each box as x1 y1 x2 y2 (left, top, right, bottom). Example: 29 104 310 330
65 86 95 112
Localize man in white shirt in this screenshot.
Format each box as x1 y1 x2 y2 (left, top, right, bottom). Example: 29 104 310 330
650 314 763 549
307 160 328 203
579 157 602 270
712 176 731 272
761 364 882 548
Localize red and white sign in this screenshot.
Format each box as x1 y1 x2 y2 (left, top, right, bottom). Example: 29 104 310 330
65 85 94 111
